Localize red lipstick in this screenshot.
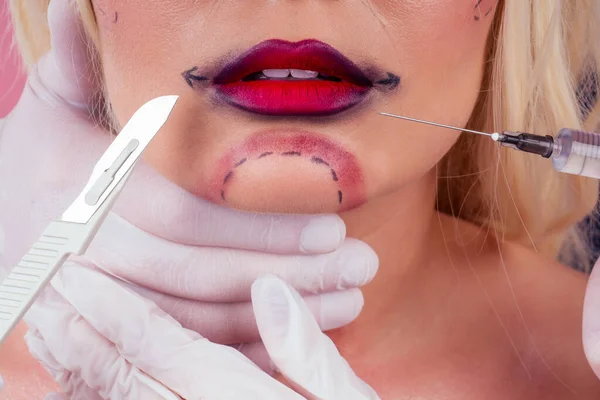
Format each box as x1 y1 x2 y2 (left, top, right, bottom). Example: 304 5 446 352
212 39 373 116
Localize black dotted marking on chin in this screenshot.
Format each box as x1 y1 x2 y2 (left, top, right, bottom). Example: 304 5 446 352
221 153 344 205
311 157 330 167
223 171 233 184
330 169 338 182
234 158 247 168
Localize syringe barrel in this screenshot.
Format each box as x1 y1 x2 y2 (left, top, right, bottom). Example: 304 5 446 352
551 128 600 179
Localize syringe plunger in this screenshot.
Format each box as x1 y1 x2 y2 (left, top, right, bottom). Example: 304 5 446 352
551 128 600 179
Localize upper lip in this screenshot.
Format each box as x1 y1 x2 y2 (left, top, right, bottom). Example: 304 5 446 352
213 39 373 87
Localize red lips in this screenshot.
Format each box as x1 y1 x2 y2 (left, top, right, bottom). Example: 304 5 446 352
212 39 373 116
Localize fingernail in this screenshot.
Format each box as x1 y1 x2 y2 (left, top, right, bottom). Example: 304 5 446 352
338 239 379 289
253 275 292 341
585 331 600 365
300 215 346 254
319 289 364 331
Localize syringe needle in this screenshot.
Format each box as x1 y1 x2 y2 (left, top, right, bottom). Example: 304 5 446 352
378 112 495 138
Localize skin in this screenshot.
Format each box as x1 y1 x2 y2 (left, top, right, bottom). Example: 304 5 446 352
0 323 59 399
92 0 486 214
5 0 600 398
94 0 600 398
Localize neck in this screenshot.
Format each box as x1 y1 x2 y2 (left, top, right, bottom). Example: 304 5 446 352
342 170 441 304
333 171 458 359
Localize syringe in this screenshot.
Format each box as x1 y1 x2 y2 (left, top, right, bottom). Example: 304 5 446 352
379 112 600 180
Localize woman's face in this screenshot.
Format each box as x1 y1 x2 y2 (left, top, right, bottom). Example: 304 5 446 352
92 0 497 214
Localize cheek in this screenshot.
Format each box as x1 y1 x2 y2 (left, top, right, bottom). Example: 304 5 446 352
92 1 193 124
359 1 496 194
395 0 496 57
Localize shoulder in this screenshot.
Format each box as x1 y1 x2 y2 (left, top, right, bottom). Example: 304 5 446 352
495 242 600 399
439 215 600 398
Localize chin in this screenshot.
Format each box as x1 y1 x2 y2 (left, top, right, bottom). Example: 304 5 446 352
201 129 368 214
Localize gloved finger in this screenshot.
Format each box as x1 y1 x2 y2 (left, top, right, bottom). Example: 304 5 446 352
232 342 272 373
583 258 600 378
253 275 380 400
35 0 98 107
49 265 303 400
25 328 103 400
86 213 378 302
130 280 363 344
25 285 181 400
114 162 346 255
44 393 69 400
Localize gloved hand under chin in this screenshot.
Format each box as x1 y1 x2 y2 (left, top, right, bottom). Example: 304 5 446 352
0 0 378 381
26 264 380 400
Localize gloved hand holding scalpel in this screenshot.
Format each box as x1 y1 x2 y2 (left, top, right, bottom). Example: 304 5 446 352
1 90 377 400
0 0 378 397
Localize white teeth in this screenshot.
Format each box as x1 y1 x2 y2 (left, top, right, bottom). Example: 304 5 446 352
262 69 291 78
261 69 320 79
290 69 319 79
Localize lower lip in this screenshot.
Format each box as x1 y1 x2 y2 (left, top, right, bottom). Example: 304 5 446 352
207 130 366 211
214 80 370 116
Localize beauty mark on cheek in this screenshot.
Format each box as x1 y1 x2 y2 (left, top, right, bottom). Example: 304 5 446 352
92 4 118 25
474 0 498 21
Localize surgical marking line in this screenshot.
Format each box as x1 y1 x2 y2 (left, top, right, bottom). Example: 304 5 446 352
220 152 344 205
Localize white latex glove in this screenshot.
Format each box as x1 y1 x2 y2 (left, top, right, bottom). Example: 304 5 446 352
583 259 600 379
24 264 380 400
0 0 378 372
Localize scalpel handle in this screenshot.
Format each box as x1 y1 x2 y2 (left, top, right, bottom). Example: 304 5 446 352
0 165 136 346
0 220 89 346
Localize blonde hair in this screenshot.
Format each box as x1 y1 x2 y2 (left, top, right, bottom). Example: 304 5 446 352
9 0 600 267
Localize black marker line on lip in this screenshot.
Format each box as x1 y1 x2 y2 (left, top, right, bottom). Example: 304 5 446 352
183 65 400 93
182 40 400 92
374 73 400 91
183 67 209 88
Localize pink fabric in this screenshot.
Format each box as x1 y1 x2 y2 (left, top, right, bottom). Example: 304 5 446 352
0 0 26 118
